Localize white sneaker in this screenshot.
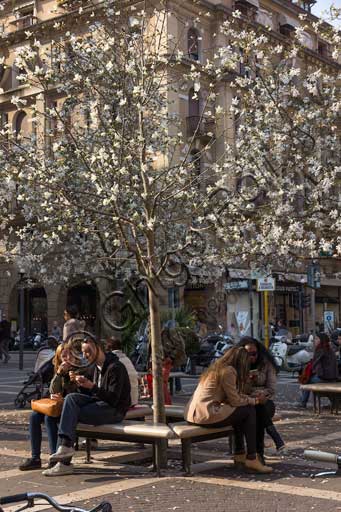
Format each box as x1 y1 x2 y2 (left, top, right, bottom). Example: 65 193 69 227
43 462 74 477
49 445 75 462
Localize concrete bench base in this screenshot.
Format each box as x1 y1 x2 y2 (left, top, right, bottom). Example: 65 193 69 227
300 383 341 414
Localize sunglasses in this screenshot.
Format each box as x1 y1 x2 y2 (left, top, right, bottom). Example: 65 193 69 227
247 351 257 357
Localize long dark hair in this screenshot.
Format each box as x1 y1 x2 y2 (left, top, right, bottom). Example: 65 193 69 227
200 346 250 393
239 336 279 372
315 332 331 352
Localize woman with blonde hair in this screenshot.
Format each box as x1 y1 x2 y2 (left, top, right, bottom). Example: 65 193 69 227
19 344 79 471
184 346 272 473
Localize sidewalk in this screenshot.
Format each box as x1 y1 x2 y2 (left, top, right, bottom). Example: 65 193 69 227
2 361 341 511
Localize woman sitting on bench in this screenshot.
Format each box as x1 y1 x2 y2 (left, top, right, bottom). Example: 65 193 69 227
299 332 338 408
184 346 272 474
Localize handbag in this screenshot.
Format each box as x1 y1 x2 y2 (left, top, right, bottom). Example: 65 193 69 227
298 360 313 385
31 397 64 417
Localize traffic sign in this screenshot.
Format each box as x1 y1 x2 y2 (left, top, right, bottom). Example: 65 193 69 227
324 311 335 330
256 277 275 292
307 263 321 289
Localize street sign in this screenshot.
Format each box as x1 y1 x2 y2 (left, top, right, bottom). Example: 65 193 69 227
307 262 321 289
324 311 335 330
224 280 249 291
256 277 276 292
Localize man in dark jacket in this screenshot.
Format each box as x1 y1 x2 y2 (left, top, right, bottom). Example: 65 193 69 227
44 337 131 476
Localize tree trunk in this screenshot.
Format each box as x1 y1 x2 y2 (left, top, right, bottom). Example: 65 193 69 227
148 281 166 424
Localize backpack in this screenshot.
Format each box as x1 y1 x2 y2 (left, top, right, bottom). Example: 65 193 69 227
298 360 313 385
161 327 187 367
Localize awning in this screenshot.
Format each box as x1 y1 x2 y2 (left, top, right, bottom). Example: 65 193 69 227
278 13 300 29
14 1 34 11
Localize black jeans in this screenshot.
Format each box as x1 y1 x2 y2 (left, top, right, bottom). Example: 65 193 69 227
190 405 257 457
255 400 275 456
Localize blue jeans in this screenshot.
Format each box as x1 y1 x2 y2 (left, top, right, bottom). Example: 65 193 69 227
301 375 321 405
29 411 59 459
57 393 124 445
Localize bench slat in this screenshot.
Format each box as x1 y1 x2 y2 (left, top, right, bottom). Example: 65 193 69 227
77 420 175 439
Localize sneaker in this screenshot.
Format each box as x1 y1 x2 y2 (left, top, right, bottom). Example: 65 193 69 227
175 390 187 395
19 458 42 471
49 445 75 463
244 456 273 474
43 462 74 477
276 442 286 453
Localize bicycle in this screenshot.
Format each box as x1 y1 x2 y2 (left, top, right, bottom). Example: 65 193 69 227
0 492 112 512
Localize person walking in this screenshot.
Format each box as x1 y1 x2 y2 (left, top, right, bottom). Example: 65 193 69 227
299 332 338 408
19 344 79 471
43 336 131 476
184 346 272 474
239 337 285 462
62 305 81 342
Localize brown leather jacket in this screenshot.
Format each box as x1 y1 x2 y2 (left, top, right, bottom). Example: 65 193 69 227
184 366 256 425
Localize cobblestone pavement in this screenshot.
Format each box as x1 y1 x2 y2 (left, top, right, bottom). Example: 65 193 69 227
1 354 341 512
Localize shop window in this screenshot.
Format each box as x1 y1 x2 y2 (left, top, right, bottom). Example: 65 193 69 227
168 287 180 309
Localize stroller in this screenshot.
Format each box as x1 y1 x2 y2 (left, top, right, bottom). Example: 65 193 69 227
14 337 58 409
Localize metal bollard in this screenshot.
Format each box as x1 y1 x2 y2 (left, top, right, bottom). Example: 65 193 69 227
304 449 341 478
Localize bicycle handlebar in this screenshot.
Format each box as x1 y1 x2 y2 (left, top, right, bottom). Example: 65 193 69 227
0 494 28 505
0 492 112 512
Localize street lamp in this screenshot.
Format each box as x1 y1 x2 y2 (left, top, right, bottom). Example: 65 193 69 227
18 271 26 370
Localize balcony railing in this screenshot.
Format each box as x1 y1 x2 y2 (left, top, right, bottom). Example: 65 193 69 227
186 116 215 138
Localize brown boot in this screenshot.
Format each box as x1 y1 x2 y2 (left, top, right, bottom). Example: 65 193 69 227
244 456 273 474
234 453 246 469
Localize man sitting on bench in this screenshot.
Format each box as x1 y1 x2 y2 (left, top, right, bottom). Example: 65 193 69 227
43 336 131 476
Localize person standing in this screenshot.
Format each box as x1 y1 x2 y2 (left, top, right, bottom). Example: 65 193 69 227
105 336 139 406
0 317 11 363
50 321 62 341
62 305 81 342
43 336 131 476
185 346 272 474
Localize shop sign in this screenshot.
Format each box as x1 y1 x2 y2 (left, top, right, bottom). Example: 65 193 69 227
224 280 249 291
257 277 276 292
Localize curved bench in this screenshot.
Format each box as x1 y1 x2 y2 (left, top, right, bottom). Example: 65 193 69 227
300 382 341 414
170 421 234 475
76 420 175 476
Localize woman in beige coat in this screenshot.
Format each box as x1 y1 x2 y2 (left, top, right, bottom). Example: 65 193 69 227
184 346 272 473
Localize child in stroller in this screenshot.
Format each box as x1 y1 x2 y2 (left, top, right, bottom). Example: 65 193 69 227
14 337 59 409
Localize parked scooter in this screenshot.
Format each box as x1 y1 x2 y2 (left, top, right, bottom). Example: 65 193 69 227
211 335 235 362
270 336 313 372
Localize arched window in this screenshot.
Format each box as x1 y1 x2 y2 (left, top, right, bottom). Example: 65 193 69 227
188 28 200 61
187 87 201 136
15 111 27 138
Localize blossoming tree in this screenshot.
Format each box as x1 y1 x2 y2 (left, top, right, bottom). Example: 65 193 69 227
0 0 340 432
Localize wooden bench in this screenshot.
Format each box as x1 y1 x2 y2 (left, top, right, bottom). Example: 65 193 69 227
170 422 234 475
76 420 175 476
300 382 341 414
